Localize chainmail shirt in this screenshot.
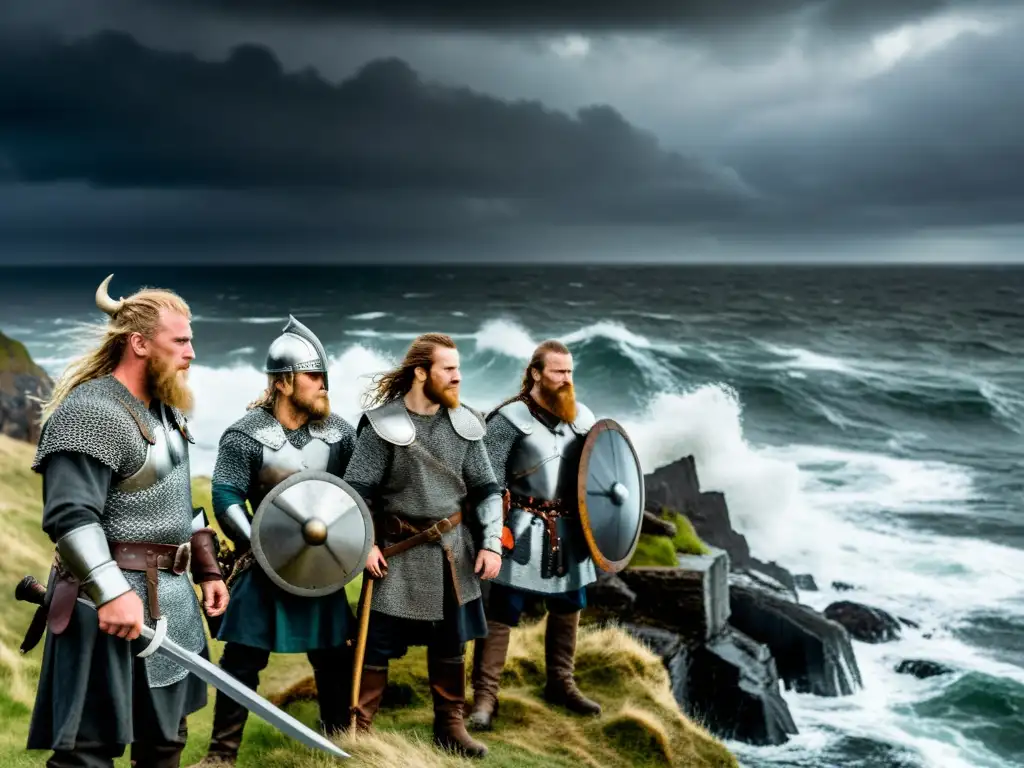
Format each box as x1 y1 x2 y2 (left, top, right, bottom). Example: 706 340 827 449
344 405 501 621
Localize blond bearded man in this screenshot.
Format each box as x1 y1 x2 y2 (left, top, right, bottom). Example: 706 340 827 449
25 275 228 768
468 340 601 731
191 316 358 767
343 333 503 759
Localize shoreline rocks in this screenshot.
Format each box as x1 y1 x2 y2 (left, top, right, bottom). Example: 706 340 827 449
0 330 53 444
584 453 901 748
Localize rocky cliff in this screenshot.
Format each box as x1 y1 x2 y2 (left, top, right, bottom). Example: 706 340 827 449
0 330 53 444
585 455 870 746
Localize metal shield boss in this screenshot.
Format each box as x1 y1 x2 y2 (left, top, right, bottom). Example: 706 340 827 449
577 419 645 573
251 469 373 597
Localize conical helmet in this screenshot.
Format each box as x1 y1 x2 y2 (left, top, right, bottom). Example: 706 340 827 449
265 315 330 390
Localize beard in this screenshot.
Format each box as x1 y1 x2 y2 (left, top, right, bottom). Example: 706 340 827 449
146 355 194 414
537 381 576 424
424 375 460 409
293 388 331 420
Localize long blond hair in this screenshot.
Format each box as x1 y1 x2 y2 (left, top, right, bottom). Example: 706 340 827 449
40 275 192 422
361 333 456 409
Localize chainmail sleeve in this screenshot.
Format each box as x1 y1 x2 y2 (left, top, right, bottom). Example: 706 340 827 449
211 429 262 545
212 429 261 500
463 436 503 553
334 417 358 476
482 412 520 490
342 416 391 504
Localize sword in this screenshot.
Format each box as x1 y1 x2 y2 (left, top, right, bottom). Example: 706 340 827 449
15 575 349 760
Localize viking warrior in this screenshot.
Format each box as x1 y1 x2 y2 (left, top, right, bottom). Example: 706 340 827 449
344 333 504 759
192 316 359 767
468 340 601 730
24 275 228 768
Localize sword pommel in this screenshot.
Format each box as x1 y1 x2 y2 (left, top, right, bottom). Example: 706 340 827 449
15 575 46 606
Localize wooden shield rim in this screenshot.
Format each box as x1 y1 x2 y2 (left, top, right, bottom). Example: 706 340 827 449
577 418 645 573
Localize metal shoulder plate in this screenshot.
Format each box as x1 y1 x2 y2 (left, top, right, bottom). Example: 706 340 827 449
497 399 534 435
225 407 287 450
363 400 415 446
308 413 353 444
570 401 597 435
447 405 485 441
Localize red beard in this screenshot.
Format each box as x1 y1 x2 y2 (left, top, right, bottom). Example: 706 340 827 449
537 381 576 423
425 375 459 409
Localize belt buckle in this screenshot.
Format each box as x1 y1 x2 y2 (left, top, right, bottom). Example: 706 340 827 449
173 542 192 576
427 518 453 541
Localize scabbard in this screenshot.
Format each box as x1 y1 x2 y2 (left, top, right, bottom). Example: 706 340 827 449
19 565 57 654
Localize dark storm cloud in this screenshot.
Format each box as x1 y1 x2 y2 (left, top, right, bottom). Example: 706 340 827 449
720 16 1024 228
147 0 951 35
0 31 753 229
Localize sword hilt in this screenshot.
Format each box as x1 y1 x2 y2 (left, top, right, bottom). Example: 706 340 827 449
15 575 47 606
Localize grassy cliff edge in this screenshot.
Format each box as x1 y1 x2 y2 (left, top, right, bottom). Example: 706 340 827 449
0 435 736 768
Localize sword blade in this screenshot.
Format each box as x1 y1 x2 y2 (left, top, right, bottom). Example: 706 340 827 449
152 632 350 759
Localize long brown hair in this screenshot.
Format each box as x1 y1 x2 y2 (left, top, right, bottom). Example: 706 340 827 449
361 333 457 409
40 276 191 422
489 339 570 416
247 371 294 411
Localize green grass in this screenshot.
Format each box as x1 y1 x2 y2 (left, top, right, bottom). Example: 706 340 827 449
0 435 736 768
0 332 45 377
630 535 679 567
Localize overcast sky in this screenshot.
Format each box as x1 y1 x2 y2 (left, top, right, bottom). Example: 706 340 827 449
1 0 1022 263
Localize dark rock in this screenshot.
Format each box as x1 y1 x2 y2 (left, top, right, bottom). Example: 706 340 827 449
898 616 920 629
619 553 730 642
794 573 819 591
832 581 857 592
729 576 862 697
824 601 902 644
624 623 798 747
641 509 678 538
895 660 953 679
644 457 796 591
0 331 53 444
584 571 637 617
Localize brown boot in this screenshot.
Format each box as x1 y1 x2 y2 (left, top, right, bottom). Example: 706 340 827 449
352 665 389 733
429 654 488 758
543 611 601 716
467 621 512 731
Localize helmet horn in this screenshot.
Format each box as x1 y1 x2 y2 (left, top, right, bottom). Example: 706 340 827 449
96 274 124 316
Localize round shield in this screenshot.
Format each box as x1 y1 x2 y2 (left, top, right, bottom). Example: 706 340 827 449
251 469 373 597
577 419 645 573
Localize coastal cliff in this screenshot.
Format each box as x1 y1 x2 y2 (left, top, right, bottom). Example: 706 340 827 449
0 330 53 444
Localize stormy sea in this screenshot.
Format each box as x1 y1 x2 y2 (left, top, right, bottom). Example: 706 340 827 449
1 263 1021 768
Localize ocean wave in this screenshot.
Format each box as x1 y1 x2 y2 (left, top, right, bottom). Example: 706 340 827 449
348 311 388 321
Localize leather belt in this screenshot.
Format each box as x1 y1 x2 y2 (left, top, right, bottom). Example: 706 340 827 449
510 494 571 579
377 509 464 602
110 541 192 619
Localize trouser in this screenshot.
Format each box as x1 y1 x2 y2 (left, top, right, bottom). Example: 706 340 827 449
46 718 188 768
205 641 352 761
485 582 587 627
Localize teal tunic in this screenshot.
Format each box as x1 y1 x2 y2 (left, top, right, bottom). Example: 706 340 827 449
210 409 358 653
216 558 355 652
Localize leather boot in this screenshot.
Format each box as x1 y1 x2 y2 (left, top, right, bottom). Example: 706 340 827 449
312 646 354 737
351 665 388 733
543 611 601 716
133 717 188 768
199 689 251 765
467 621 512 731
428 654 488 758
